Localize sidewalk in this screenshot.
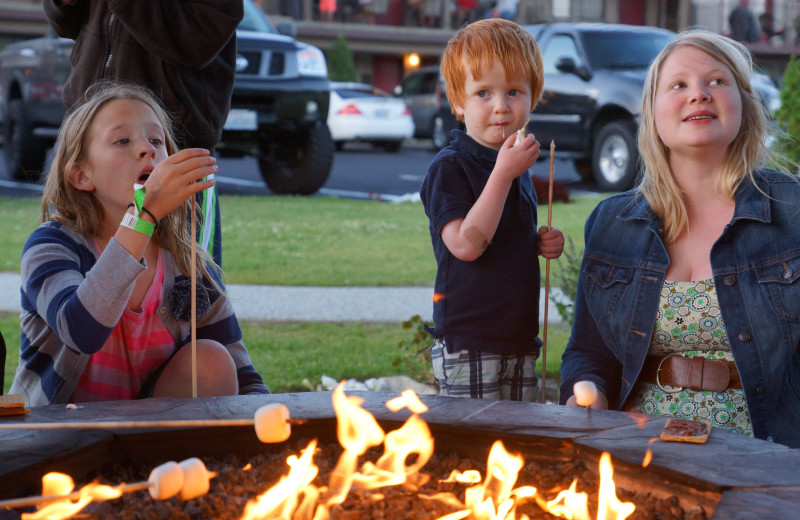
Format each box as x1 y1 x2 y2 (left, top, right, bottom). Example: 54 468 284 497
0 271 564 324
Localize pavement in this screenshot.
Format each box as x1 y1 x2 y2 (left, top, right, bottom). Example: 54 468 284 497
0 271 565 324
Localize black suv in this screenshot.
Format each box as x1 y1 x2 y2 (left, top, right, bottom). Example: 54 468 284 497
0 0 333 195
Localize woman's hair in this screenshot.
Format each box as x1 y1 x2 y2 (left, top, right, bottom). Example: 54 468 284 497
42 82 222 288
441 18 544 121
638 29 775 244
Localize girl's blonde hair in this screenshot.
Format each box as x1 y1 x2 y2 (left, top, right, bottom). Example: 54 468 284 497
638 29 772 244
42 82 222 289
441 18 544 120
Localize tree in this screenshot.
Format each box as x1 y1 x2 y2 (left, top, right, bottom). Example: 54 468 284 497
775 56 800 165
327 34 358 82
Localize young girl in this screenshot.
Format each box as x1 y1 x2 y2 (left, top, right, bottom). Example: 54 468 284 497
10 82 269 406
560 30 800 448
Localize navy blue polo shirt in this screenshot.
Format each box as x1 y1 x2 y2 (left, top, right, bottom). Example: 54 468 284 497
420 130 542 355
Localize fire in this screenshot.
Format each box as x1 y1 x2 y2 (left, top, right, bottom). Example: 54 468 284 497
17 384 637 520
241 383 635 520
21 473 121 520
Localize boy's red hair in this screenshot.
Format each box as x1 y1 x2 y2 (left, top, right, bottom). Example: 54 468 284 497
441 18 544 121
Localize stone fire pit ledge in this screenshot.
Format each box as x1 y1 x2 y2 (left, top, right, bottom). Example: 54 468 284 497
0 392 798 519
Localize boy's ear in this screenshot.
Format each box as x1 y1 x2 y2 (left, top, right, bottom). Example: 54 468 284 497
453 102 465 118
68 164 95 192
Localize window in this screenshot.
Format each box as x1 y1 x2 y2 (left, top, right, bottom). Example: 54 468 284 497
542 35 581 74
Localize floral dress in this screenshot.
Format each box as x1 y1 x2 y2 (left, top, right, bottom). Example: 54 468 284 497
624 279 753 436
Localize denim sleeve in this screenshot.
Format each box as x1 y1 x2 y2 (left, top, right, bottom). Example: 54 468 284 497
559 203 623 406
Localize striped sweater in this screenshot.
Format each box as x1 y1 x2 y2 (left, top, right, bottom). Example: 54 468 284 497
10 221 269 406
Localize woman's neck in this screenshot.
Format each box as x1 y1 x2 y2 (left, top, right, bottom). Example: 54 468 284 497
668 148 729 202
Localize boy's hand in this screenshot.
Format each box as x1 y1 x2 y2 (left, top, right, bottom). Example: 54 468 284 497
141 148 218 221
538 226 564 259
493 133 541 183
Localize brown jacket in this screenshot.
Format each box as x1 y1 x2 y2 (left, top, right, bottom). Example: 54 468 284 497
44 0 243 150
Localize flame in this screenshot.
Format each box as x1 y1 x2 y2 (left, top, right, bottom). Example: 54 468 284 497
424 441 537 520
596 453 636 520
19 384 640 520
240 440 323 520
641 449 652 468
433 292 446 303
22 473 122 520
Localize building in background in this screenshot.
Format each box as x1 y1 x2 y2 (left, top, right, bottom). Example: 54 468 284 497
1 0 798 92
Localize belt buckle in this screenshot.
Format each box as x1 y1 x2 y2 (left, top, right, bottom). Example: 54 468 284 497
656 354 684 394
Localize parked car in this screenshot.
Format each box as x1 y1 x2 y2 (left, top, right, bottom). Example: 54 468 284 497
392 65 462 150
0 0 333 195
327 81 414 152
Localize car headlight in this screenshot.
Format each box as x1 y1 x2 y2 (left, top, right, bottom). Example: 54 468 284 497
297 44 327 78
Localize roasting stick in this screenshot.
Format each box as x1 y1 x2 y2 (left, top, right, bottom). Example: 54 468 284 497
0 481 150 510
0 404 300 443
191 199 198 398
539 141 555 404
0 458 216 509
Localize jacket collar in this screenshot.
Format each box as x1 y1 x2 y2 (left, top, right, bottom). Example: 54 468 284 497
617 170 772 224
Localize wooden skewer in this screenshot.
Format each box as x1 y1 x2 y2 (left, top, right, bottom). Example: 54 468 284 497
191 199 198 399
539 140 555 404
0 481 149 510
0 417 305 431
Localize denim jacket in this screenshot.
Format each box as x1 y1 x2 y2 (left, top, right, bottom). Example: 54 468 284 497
560 169 800 448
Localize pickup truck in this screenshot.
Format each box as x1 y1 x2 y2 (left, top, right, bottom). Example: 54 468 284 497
0 0 333 195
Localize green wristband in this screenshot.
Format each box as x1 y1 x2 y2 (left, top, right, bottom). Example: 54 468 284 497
121 212 155 237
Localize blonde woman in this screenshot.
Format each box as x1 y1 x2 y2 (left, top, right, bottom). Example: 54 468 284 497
560 30 800 448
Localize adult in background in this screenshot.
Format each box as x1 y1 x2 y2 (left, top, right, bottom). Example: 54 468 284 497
43 0 243 267
728 0 761 43
560 29 800 448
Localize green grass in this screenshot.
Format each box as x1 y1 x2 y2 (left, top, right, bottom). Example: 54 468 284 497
0 193 605 285
0 192 604 395
1 312 568 394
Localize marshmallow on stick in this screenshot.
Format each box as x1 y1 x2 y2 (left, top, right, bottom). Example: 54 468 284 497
573 381 599 408
513 121 531 146
0 403 296 443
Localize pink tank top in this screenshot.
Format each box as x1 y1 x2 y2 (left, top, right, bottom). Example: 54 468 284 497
71 250 176 402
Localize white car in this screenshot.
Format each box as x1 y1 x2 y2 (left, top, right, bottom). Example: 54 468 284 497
327 82 414 152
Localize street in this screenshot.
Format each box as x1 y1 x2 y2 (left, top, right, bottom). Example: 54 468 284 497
0 140 583 199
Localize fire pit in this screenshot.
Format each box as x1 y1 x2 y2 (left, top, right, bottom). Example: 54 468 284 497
1 392 799 518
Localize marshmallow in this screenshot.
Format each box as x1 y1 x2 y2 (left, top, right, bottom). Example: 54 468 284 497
253 403 291 443
148 461 184 500
178 458 213 500
573 381 598 408
514 128 526 146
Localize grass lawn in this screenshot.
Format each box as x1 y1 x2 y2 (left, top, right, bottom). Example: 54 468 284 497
0 192 604 395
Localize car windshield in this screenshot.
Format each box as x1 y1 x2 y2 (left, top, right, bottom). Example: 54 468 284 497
239 0 277 33
582 31 673 70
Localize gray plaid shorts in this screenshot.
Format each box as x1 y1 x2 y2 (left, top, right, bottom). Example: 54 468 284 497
430 338 539 401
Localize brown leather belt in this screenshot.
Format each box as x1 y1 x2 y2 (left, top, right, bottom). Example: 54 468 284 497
639 354 742 393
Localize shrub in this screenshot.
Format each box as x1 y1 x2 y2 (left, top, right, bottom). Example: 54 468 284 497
774 56 800 165
552 236 583 325
327 34 358 82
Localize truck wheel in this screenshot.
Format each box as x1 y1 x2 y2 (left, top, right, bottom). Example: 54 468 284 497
591 121 639 192
4 99 48 181
259 121 334 195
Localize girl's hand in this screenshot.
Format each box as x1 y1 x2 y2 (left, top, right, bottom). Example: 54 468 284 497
140 148 217 220
492 133 540 183
538 226 564 259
